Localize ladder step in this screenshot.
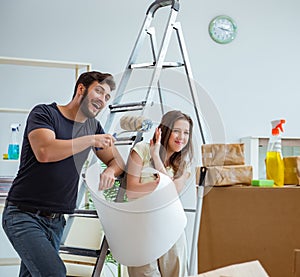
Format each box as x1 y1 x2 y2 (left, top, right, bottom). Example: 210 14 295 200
115 135 136 142
59 246 100 257
114 141 134 146
68 209 98 218
114 135 140 146
129 61 184 69
109 101 146 113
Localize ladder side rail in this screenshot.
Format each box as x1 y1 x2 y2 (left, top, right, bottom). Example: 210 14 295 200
174 22 206 144
147 27 158 63
188 167 206 275
188 187 205 276
143 8 179 111
157 84 165 115
60 171 90 244
147 27 165 115
60 216 75 244
60 150 95 244
92 237 109 277
173 22 207 275
172 21 208 275
104 14 153 133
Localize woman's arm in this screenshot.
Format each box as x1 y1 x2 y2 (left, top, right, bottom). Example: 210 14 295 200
126 150 160 199
173 170 191 193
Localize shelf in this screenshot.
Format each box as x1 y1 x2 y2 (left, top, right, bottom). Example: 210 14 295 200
0 108 30 114
240 136 300 179
0 56 91 83
0 56 91 73
248 136 300 147
0 56 92 113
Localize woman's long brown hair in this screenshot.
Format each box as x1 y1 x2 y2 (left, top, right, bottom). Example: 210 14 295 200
152 110 194 178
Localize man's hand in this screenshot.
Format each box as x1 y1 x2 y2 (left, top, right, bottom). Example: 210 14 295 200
94 134 115 149
98 167 116 190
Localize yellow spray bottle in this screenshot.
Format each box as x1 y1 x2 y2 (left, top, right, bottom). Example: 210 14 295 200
265 119 286 186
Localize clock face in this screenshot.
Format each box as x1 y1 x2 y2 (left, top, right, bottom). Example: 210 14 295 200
209 15 237 44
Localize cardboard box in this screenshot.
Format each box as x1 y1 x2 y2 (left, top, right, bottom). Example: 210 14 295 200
198 186 300 277
191 260 269 277
205 165 253 186
294 249 300 277
284 156 300 185
201 143 245 167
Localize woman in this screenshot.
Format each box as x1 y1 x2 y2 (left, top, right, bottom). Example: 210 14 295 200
126 110 194 277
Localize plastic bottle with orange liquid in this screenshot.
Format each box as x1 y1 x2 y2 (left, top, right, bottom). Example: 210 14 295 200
265 119 286 186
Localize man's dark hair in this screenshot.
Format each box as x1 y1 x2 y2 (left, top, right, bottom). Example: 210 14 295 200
72 71 116 98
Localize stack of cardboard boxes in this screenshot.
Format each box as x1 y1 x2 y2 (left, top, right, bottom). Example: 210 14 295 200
200 143 253 186
283 156 300 185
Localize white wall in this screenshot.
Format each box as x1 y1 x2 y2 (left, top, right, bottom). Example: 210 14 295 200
186 0 300 142
0 0 299 146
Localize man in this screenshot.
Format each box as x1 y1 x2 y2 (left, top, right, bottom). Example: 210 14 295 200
2 71 125 276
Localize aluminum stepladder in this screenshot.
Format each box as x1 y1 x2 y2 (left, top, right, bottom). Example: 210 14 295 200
104 1 207 276
61 0 207 276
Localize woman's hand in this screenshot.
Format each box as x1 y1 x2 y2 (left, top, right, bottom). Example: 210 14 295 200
150 127 168 175
150 127 161 158
126 174 160 199
153 172 160 185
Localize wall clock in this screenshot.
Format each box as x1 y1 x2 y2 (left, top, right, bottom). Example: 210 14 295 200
209 15 237 44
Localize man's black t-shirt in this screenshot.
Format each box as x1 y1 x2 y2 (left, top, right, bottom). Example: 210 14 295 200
7 102 104 213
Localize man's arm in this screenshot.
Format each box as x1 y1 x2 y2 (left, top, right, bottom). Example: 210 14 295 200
29 128 115 163
95 144 125 190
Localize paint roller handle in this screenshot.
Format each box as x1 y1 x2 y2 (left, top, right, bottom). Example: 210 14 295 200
141 119 153 132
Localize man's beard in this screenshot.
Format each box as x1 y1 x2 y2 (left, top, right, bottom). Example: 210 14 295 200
80 89 101 119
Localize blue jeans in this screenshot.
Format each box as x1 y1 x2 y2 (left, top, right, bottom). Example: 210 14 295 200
2 204 67 277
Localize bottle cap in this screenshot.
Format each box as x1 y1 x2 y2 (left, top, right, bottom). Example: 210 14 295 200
271 119 286 135
10 123 21 132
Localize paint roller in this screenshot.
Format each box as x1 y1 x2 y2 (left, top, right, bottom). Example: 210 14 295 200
120 115 153 132
113 115 153 141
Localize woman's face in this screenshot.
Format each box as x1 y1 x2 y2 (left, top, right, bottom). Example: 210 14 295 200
167 119 190 153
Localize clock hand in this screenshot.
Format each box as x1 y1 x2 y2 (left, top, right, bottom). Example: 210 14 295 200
218 26 231 32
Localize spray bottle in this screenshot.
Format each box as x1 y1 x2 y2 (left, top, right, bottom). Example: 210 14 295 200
8 123 21 160
265 119 286 186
